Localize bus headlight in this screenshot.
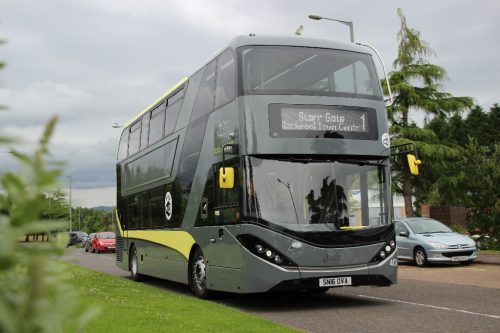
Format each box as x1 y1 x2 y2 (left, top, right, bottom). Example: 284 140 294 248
371 235 397 263
237 234 296 267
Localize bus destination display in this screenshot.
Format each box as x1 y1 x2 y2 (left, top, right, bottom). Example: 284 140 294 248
281 107 368 133
269 104 377 140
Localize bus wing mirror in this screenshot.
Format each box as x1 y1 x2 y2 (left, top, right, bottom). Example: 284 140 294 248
219 167 234 189
407 154 422 176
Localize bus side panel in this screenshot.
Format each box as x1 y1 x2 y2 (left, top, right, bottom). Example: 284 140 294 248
131 239 189 284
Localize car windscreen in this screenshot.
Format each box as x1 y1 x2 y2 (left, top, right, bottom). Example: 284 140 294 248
407 219 452 234
98 232 115 239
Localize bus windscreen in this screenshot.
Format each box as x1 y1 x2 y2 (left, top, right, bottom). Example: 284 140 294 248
239 45 382 100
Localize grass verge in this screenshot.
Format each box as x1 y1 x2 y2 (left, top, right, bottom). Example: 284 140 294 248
63 263 301 333
479 250 500 255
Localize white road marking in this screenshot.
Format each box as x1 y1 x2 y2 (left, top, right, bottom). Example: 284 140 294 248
357 294 500 320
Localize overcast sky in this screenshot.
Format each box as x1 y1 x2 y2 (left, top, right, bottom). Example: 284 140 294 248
1 0 499 207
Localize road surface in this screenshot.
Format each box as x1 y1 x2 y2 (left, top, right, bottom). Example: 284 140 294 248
65 247 500 333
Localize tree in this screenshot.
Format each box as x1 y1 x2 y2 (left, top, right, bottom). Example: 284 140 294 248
386 9 473 216
461 140 499 242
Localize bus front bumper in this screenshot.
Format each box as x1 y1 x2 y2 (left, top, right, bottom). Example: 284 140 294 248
241 249 397 293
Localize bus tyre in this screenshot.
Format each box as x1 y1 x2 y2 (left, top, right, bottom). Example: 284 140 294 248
414 247 428 267
130 246 142 281
191 248 210 299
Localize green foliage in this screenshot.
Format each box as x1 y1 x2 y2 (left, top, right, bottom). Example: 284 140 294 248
387 9 473 216
420 105 500 247
77 207 114 233
0 117 96 332
461 140 499 239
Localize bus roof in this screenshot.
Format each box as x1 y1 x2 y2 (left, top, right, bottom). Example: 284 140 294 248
122 35 372 131
224 35 371 54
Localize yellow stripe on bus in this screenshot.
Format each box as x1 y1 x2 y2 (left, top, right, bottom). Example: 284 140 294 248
127 230 195 260
114 209 195 260
124 76 189 128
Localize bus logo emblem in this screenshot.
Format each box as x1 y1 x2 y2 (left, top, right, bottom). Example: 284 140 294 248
382 133 390 148
165 192 172 221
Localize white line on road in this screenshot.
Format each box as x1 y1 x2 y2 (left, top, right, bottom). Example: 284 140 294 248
357 294 500 320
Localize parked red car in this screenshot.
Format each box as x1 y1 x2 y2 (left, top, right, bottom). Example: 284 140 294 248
92 232 116 254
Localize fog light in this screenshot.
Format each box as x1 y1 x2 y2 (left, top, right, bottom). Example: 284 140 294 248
379 251 386 259
274 255 283 264
390 240 395 248
385 245 392 252
255 244 265 254
265 250 274 258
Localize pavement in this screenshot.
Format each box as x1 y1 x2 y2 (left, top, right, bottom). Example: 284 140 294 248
476 252 500 265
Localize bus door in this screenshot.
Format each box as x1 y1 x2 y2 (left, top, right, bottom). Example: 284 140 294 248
202 161 243 291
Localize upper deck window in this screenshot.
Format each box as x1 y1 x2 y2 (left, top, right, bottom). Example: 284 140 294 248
238 46 382 100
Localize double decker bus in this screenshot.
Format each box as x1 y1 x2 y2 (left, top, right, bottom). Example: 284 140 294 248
115 35 400 298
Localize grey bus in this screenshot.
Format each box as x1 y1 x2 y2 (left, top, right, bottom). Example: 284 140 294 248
115 35 399 298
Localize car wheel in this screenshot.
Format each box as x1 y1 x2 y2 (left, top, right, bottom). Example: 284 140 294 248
190 248 211 299
414 247 428 267
130 246 142 281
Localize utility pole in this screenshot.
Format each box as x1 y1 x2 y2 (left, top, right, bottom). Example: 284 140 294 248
66 175 72 231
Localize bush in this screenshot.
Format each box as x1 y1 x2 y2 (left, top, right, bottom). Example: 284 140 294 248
0 117 96 333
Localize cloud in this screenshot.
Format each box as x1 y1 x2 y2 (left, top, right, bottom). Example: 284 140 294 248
1 0 500 197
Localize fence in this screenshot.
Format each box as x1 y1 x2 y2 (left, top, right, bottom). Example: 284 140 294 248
421 205 469 228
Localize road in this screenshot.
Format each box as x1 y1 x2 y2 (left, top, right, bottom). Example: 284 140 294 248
66 248 500 333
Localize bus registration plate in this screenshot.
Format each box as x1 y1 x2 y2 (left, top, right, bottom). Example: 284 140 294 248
319 276 352 287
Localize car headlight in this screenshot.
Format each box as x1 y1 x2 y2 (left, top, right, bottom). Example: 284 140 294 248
428 241 447 249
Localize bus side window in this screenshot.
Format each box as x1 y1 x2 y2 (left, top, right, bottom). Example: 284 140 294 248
117 129 129 160
128 120 141 155
141 192 150 229
165 88 184 136
149 103 166 144
127 195 140 230
215 49 236 109
149 189 164 228
191 60 216 121
140 113 150 149
214 161 241 224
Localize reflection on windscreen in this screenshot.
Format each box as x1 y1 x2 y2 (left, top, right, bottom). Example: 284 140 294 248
239 46 381 99
246 157 388 232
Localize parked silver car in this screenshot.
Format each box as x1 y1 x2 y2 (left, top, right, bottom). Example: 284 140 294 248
395 218 477 266
84 233 96 253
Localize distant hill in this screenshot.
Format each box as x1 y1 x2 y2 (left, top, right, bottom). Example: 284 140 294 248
92 206 113 212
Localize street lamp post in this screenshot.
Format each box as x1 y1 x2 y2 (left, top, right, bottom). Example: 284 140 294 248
66 175 72 231
308 14 354 43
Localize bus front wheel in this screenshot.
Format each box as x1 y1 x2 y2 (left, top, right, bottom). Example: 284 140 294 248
190 248 210 299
